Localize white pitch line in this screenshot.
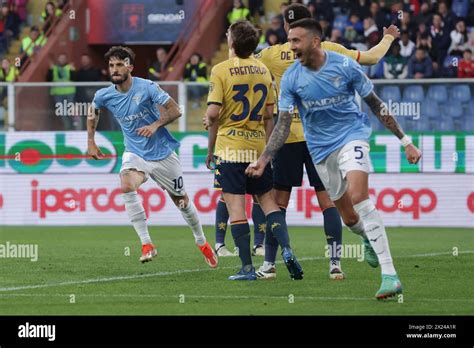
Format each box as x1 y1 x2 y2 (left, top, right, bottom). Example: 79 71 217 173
1 293 474 303
0 250 472 293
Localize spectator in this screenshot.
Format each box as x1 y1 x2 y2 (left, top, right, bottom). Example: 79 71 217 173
276 2 288 26
398 11 417 40
437 1 455 32
75 53 106 130
254 24 268 51
248 0 265 24
20 26 47 59
0 58 19 82
363 17 380 48
414 1 433 26
408 48 433 78
449 20 469 57
1 3 20 47
319 18 331 41
148 47 169 81
312 0 334 24
430 14 451 67
400 30 416 58
11 0 28 24
383 44 408 79
41 1 62 33
350 0 371 20
370 1 391 30
184 53 208 109
227 0 250 25
346 12 364 35
330 28 350 47
47 53 77 130
56 0 68 10
417 32 433 54
265 32 279 47
265 16 286 44
458 48 474 78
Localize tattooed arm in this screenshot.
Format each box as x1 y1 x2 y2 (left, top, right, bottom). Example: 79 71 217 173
364 91 422 164
245 110 292 177
87 105 104 160
364 91 405 139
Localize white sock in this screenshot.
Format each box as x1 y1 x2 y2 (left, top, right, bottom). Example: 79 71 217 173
123 191 152 245
180 200 206 246
354 199 397 275
347 219 367 239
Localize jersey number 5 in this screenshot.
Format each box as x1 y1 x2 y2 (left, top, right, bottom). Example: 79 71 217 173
230 84 268 122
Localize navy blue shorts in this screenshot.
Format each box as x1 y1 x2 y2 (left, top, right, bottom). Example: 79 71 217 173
214 157 273 195
272 141 325 192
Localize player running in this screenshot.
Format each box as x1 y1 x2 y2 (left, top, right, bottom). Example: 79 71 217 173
87 46 217 268
246 19 421 299
203 20 303 280
209 2 401 280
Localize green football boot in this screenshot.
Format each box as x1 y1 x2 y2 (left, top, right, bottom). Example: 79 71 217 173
375 274 403 300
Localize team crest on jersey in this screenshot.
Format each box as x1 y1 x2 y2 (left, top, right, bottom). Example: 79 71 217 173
132 94 142 105
330 76 343 88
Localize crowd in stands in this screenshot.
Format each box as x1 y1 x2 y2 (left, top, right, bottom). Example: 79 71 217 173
227 0 474 79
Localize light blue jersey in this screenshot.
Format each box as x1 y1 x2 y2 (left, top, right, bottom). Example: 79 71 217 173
279 50 374 164
92 77 179 161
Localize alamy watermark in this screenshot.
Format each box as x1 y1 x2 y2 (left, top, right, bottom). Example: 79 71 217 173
55 101 93 117
380 100 421 120
0 241 38 262
325 242 365 262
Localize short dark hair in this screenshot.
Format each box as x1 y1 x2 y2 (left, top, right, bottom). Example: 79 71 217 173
289 18 323 39
104 46 136 65
284 3 311 24
464 48 472 54
229 20 259 58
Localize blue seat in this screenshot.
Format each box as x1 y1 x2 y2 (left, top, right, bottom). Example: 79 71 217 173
403 85 424 103
427 85 448 103
443 102 464 131
380 85 401 103
465 115 474 131
450 84 471 103
419 102 440 131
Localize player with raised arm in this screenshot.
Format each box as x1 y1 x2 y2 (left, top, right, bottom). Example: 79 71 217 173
246 19 421 299
87 46 217 268
203 21 303 280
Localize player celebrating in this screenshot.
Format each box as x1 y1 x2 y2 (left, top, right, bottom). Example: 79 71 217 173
211 2 402 280
203 21 303 280
87 46 217 268
246 19 421 299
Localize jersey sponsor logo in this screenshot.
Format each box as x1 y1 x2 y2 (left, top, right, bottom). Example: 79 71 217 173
301 95 351 110
119 110 150 123
226 129 265 140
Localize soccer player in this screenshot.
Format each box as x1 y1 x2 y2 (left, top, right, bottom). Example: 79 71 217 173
203 20 303 280
211 2 401 280
246 19 422 299
87 46 217 268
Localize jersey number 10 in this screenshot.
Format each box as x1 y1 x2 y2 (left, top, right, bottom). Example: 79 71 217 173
230 83 268 122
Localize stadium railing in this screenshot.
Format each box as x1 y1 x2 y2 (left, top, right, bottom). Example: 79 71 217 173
1 79 474 132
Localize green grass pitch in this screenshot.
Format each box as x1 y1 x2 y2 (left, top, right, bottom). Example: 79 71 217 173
0 226 473 315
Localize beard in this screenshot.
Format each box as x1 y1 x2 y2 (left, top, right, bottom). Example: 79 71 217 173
110 72 129 85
